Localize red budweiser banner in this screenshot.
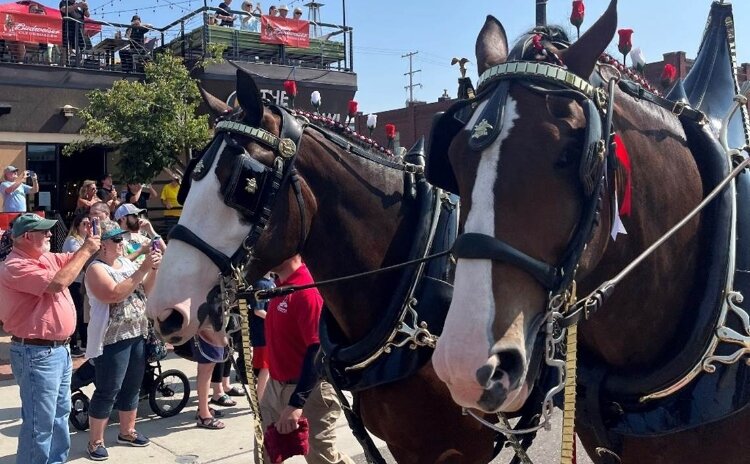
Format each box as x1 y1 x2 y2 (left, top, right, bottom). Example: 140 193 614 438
0 1 101 46
261 15 309 48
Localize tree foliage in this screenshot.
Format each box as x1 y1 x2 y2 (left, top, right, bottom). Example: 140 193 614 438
63 53 213 183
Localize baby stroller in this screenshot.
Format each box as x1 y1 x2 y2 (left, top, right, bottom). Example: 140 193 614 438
69 352 191 431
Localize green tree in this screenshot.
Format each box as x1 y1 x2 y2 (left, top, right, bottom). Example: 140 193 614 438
63 53 213 183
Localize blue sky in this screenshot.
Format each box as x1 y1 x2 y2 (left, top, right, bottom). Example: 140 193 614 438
86 0 750 113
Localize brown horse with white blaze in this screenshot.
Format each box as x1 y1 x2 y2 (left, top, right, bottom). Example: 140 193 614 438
431 0 750 463
146 69 497 462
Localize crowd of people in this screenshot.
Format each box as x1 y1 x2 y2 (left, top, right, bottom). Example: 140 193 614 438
0 165 353 463
214 1 306 31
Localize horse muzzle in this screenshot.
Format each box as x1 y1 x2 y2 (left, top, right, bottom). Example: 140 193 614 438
153 303 195 345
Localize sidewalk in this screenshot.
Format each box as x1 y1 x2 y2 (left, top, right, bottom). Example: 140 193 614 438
0 330 587 463
0 331 393 464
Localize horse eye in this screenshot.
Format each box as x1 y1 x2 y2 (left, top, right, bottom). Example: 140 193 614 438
555 131 584 169
545 95 575 119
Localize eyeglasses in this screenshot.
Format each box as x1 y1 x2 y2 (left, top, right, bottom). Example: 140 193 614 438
110 237 124 243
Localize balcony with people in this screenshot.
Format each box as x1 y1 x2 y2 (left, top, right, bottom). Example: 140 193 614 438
0 0 351 73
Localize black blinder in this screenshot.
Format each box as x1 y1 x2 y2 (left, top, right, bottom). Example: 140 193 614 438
425 101 473 194
467 81 511 153
578 98 605 196
220 153 272 220
177 156 199 205
178 135 231 205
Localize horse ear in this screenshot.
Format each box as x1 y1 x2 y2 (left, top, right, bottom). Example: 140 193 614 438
199 86 231 117
475 15 508 75
559 0 618 78
235 69 264 127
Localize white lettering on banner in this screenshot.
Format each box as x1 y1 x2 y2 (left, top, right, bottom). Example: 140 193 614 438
13 22 58 37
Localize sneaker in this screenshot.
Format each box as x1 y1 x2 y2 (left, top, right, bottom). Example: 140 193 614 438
117 430 150 447
87 441 108 461
70 346 85 358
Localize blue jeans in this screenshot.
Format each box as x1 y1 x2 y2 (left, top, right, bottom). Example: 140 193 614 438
9 342 72 464
89 336 145 419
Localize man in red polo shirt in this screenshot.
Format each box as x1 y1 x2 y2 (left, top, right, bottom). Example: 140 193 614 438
0 213 100 464
260 255 353 464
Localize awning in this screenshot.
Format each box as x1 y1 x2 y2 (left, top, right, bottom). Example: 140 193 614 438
0 0 102 45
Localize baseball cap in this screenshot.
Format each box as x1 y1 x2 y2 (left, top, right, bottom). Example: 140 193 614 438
4 165 18 173
293 7 302 14
114 203 146 221
278 4 288 11
100 221 127 241
12 213 58 238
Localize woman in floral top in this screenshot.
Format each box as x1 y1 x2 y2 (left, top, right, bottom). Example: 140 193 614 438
83 220 161 461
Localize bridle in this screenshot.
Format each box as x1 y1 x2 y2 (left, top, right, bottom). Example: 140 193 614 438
436 61 620 436
169 103 308 329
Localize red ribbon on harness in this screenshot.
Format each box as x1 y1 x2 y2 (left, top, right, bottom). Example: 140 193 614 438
613 134 632 216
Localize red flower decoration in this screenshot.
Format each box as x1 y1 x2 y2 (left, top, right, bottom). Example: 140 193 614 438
531 34 544 52
385 124 397 140
570 0 585 28
283 80 298 97
661 64 677 88
617 29 634 56
347 100 358 117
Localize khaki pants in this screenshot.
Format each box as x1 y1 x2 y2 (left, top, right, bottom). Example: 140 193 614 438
256 379 354 464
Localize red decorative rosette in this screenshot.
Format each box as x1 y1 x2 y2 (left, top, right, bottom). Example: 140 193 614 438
570 0 585 28
660 63 677 89
283 80 298 97
617 29 633 57
385 124 397 140
347 100 358 118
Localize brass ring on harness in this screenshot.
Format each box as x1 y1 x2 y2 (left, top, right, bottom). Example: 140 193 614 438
278 138 297 158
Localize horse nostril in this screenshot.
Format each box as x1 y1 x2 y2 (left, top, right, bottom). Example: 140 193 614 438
476 349 525 390
159 308 185 337
476 355 499 388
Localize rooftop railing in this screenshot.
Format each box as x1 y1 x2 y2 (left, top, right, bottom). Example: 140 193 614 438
0 5 352 73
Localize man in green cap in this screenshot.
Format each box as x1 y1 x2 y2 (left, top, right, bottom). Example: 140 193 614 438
0 213 101 464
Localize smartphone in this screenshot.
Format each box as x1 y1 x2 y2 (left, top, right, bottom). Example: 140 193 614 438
91 218 98 235
151 238 159 251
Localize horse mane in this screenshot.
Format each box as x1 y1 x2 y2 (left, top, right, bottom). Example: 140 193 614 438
290 108 396 159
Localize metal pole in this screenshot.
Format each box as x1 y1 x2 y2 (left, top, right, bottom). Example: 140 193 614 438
536 0 547 26
342 0 348 70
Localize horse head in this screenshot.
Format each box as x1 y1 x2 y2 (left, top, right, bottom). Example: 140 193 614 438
147 70 312 345
431 0 619 413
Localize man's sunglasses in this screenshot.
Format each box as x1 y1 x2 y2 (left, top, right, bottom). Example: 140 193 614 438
110 237 124 243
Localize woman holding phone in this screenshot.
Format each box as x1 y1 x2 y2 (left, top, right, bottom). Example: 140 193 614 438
84 220 161 460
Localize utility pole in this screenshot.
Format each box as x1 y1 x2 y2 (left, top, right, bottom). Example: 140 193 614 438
402 51 422 105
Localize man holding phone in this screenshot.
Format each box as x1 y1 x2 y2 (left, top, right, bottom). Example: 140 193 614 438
1 166 39 213
0 213 101 463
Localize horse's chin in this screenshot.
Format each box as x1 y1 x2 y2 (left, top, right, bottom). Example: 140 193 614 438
445 378 532 414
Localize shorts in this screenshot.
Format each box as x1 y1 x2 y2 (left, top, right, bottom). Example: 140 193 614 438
252 346 269 370
191 336 226 364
